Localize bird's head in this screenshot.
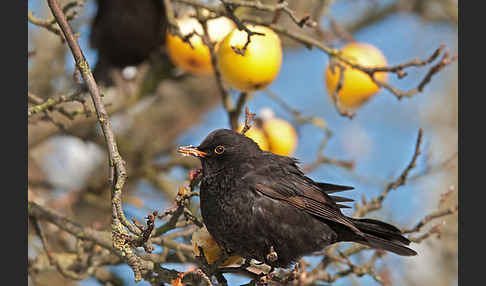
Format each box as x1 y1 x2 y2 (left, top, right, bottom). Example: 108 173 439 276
178 128 262 171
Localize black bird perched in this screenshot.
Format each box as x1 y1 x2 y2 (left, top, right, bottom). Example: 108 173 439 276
89 0 167 85
178 129 417 268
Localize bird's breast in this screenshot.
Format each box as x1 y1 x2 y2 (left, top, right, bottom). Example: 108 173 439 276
199 173 259 250
200 174 256 221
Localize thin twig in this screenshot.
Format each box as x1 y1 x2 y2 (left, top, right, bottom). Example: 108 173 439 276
328 61 356 118
403 205 458 234
46 0 136 234
240 107 256 135
229 92 250 130
354 128 423 218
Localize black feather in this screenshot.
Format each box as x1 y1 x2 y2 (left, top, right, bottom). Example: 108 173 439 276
351 218 411 245
315 182 354 194
330 195 354 202
335 203 352 209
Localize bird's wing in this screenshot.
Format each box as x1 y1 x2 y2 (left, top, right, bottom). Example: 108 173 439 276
243 158 361 233
264 153 355 197
253 182 360 234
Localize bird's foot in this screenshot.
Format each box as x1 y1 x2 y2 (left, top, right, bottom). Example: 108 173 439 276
266 246 278 263
257 268 276 285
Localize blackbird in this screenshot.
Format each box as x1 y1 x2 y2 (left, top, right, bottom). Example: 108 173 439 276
178 129 417 268
89 0 167 85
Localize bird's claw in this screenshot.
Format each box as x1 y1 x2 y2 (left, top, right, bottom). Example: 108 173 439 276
257 270 275 284
266 246 278 263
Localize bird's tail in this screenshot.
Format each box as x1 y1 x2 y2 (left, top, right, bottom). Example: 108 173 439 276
350 218 417 256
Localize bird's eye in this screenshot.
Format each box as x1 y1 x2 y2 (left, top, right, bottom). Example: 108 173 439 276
214 145 225 154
